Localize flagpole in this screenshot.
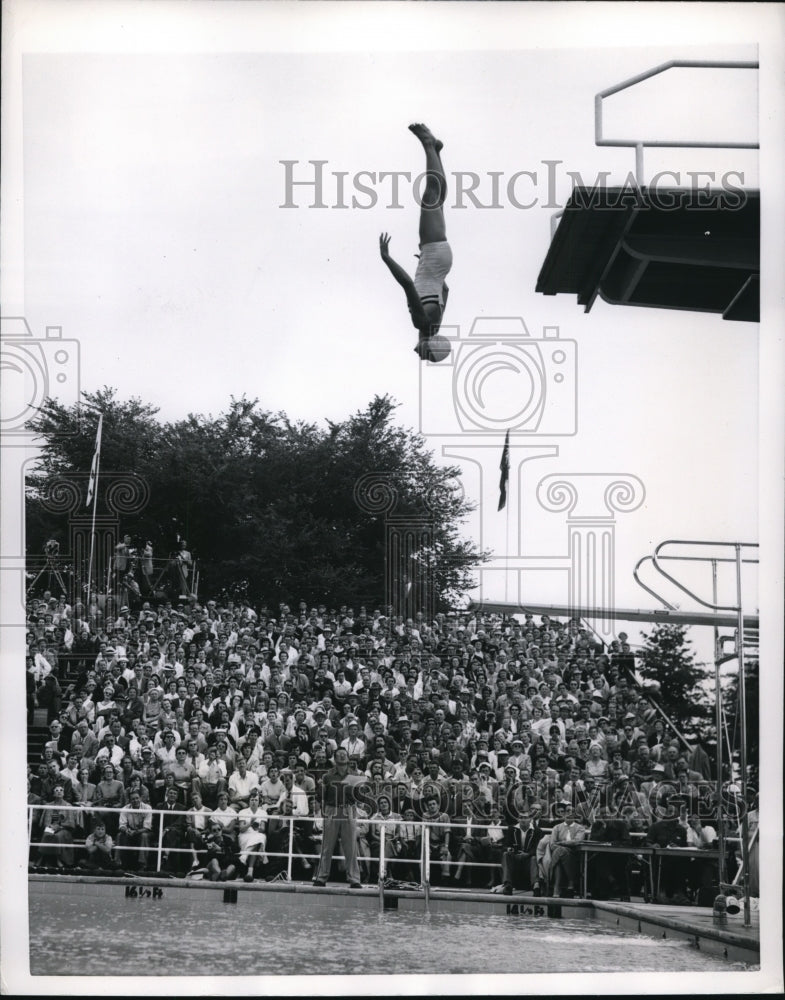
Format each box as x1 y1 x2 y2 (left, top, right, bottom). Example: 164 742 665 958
498 431 511 605
86 414 103 613
505 475 511 605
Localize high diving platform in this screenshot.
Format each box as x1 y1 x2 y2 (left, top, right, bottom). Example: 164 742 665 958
536 186 759 321
536 60 759 322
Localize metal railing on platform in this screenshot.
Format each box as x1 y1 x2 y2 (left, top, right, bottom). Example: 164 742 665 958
595 60 759 187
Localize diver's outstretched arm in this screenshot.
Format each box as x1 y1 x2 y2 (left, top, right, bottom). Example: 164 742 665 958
380 233 427 327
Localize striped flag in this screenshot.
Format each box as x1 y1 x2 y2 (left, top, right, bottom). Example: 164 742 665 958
85 414 103 508
497 429 510 511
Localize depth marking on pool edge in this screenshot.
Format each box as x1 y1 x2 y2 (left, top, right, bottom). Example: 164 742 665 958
124 885 164 900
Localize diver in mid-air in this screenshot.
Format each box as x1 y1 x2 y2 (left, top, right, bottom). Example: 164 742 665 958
379 123 452 363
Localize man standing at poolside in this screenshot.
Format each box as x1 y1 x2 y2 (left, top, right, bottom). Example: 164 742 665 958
312 748 363 888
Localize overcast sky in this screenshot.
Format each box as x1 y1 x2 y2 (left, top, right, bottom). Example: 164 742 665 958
11 36 765 629
2 3 784 994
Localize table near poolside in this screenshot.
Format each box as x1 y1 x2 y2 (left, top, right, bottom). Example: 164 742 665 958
579 842 722 902
578 840 655 900
650 846 721 899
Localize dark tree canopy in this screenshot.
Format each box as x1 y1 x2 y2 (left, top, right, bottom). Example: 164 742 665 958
26 389 485 611
636 623 711 733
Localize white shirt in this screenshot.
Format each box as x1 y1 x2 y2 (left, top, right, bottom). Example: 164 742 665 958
685 823 717 849
187 805 212 831
341 735 366 759
276 784 309 817
229 769 260 802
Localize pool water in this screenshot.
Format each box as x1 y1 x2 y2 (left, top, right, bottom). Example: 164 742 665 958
29 892 754 977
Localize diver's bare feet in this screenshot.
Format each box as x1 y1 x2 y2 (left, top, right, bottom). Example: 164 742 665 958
409 122 443 153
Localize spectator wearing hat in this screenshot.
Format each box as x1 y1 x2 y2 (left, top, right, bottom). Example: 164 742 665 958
506 739 528 772
490 746 511 780
340 719 367 763
497 763 523 817
307 704 331 738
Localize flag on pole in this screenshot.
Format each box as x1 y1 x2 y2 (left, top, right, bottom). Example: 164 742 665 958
86 414 103 508
497 429 510 511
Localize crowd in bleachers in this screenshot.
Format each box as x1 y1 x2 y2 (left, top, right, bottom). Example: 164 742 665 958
26 589 745 902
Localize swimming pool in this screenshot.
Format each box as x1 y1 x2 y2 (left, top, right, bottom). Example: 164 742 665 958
29 885 754 977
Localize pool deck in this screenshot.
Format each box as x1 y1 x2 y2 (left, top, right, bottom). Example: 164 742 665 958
591 900 759 964
29 873 760 965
